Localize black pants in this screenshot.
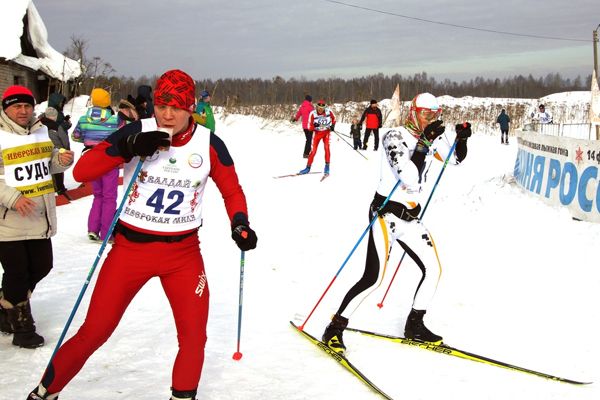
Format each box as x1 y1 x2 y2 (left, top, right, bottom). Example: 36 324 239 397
335 201 424 316
52 172 67 193
0 239 53 304
303 129 313 156
363 128 380 150
353 136 361 150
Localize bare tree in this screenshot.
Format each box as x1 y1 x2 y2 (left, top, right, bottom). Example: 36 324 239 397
63 35 117 98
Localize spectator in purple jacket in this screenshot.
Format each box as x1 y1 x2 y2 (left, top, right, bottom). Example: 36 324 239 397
71 88 120 243
292 95 315 158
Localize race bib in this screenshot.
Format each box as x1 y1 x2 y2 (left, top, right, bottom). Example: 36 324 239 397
1 128 54 198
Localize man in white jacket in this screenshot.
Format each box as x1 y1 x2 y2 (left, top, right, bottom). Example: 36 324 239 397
0 85 74 348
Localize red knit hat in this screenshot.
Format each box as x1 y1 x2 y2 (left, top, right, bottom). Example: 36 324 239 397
2 85 35 110
154 70 195 112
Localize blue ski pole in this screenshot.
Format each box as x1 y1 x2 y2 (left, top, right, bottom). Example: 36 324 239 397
45 158 145 367
299 178 403 330
232 250 245 360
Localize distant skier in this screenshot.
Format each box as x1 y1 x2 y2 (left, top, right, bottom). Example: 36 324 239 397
298 100 336 176
321 93 472 354
496 109 510 144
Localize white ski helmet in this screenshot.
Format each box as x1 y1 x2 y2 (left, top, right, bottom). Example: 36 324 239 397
413 93 439 111
406 92 441 135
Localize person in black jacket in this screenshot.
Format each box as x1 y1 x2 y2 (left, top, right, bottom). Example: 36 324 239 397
360 99 383 150
496 109 510 144
47 92 72 131
136 85 154 118
40 107 71 196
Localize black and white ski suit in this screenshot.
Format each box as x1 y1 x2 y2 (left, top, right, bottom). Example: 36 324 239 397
335 126 468 317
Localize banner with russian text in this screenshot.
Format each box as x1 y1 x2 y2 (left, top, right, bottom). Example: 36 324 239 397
514 131 600 223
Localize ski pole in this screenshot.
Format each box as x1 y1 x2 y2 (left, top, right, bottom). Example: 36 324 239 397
232 250 245 361
45 158 145 367
299 178 403 331
377 139 459 308
333 130 352 139
332 129 368 160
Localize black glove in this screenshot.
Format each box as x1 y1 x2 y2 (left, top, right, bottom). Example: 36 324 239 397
422 120 445 143
455 122 472 140
232 224 257 251
290 117 297 123
117 130 170 159
330 124 335 131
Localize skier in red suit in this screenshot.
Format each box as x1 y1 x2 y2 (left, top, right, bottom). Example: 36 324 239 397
298 99 336 176
27 70 257 400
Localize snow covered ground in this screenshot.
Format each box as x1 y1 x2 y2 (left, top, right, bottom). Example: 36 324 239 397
2 106 599 399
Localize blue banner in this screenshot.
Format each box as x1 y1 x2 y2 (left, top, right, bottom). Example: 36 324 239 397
514 132 600 222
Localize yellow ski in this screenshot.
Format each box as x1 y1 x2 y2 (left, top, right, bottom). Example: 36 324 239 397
290 322 394 399
346 327 591 385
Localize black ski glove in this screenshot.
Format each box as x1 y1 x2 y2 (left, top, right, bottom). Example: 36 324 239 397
117 130 171 159
232 224 257 251
455 122 472 140
330 124 335 131
422 120 445 143
414 120 445 158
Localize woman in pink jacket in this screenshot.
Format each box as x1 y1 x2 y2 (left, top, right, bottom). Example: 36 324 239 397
293 95 314 158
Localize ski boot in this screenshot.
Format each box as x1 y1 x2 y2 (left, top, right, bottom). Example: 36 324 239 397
322 313 348 354
6 299 44 348
404 308 442 344
171 388 197 400
298 166 311 175
88 232 100 241
324 163 330 175
27 384 59 400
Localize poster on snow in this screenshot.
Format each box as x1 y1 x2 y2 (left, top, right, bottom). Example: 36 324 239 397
514 131 600 223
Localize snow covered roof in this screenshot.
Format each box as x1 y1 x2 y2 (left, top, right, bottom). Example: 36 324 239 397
0 0 81 81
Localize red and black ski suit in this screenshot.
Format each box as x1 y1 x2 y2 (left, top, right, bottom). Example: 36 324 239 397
39 117 250 396
359 106 382 150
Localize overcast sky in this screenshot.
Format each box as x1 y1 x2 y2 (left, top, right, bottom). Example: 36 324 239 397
34 0 600 82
